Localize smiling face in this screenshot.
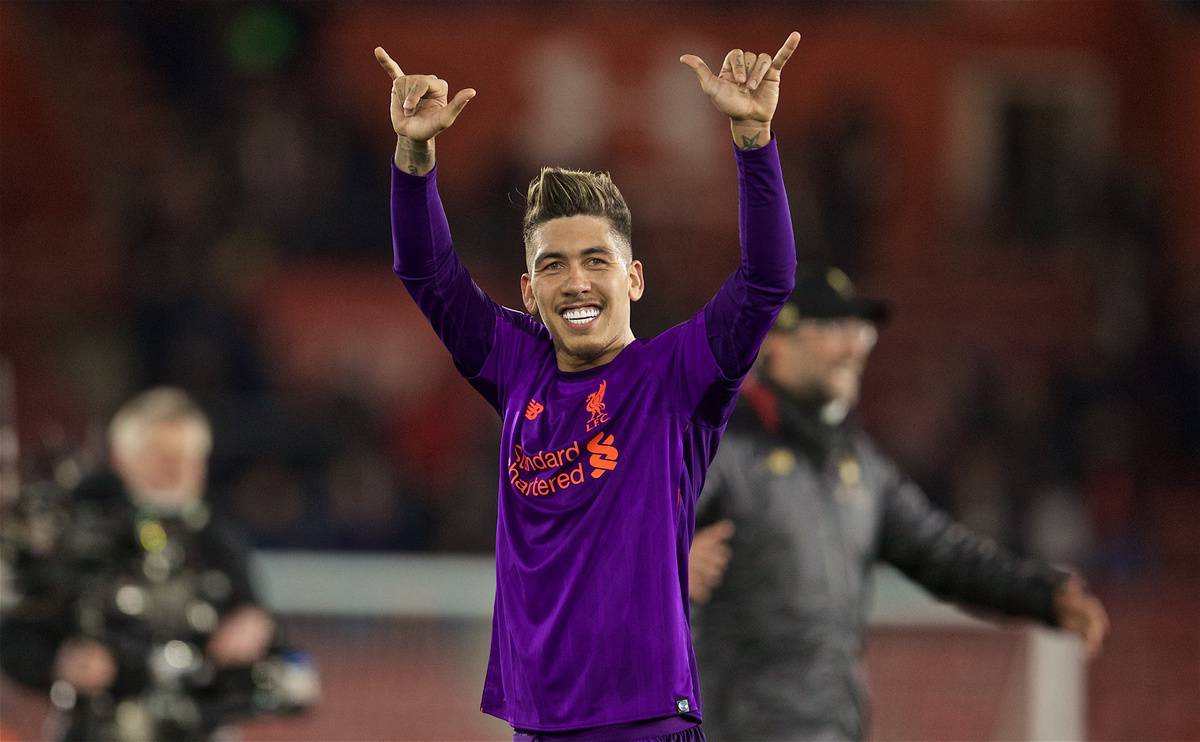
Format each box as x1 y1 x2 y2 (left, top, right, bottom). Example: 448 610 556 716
521 215 644 372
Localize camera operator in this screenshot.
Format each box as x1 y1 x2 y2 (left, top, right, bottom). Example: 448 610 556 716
0 387 315 742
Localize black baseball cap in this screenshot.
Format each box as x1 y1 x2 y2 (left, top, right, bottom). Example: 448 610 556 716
773 267 889 331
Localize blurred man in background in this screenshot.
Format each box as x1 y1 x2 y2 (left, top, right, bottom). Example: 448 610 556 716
0 387 315 742
689 268 1109 741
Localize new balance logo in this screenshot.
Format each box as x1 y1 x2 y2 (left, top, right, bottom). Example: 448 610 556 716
525 399 544 421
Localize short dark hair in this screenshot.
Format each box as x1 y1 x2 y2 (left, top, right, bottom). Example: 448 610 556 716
522 167 632 266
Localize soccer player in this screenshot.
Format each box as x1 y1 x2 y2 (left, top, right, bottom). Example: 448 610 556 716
376 32 800 740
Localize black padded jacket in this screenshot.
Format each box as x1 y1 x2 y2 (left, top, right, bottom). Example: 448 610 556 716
691 380 1068 741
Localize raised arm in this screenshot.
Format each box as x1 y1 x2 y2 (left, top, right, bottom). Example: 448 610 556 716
679 33 801 383
376 48 504 388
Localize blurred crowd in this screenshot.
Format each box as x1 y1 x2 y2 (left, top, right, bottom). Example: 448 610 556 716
3 2 1197 575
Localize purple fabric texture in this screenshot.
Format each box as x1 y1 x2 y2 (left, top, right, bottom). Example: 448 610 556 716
390 139 795 731
514 715 704 742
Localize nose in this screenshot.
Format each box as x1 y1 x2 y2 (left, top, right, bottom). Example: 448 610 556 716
563 262 591 295
847 321 877 358
155 455 187 488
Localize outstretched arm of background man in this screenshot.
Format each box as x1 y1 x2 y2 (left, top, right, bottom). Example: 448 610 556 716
879 472 1109 657
679 34 801 400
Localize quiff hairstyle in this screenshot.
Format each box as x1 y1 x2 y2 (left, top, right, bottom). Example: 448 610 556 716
522 167 633 267
109 387 212 458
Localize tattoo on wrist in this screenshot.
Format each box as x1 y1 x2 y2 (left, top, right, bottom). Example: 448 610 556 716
406 146 432 175
740 132 763 150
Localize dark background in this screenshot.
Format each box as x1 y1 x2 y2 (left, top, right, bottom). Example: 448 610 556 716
2 2 1197 738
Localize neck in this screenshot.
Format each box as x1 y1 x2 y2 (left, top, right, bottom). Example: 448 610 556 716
755 378 851 462
761 377 855 429
555 332 635 372
764 378 827 418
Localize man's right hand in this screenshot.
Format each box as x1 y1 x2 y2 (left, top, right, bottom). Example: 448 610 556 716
689 519 736 604
375 47 474 175
54 639 117 695
1053 574 1109 658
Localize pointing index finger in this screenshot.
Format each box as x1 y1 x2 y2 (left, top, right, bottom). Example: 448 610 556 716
771 31 802 71
374 46 404 80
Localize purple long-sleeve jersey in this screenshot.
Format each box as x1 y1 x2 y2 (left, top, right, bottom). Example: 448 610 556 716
390 138 795 732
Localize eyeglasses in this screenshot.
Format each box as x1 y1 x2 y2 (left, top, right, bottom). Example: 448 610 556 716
796 318 878 349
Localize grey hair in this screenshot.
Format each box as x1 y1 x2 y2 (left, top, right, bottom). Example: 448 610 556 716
108 387 212 457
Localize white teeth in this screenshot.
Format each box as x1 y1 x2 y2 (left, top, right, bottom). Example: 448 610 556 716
562 307 600 324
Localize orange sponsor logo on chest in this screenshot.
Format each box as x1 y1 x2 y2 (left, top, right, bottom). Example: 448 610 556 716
587 432 618 479
507 430 621 496
507 380 621 497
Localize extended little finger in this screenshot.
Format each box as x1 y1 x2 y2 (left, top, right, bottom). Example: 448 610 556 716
374 47 403 80
771 31 802 72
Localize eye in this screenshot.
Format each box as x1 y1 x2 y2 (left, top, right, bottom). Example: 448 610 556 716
541 261 564 272
587 257 607 267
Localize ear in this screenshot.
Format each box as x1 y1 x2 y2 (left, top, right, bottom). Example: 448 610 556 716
628 260 645 302
520 273 538 315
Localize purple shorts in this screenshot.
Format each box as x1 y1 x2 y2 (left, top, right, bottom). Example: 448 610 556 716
513 718 705 742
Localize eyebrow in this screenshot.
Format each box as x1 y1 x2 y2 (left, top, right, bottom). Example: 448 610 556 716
533 246 616 268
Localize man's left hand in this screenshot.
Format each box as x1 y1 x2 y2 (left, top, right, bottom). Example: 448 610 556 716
1053 575 1109 658
680 31 801 149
